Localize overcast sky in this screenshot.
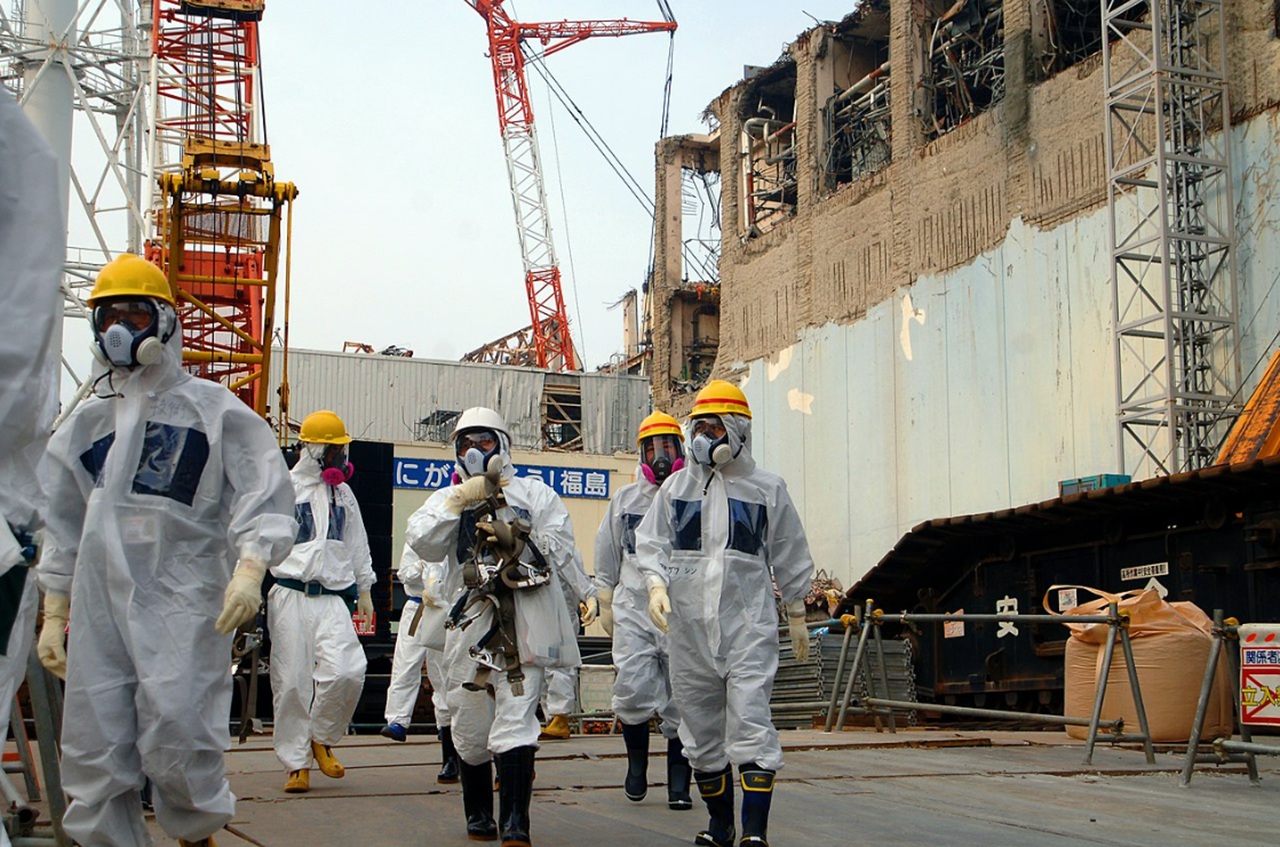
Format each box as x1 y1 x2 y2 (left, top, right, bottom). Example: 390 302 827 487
245 1 852 369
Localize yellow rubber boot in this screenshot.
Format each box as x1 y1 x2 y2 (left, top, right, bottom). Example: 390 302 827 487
284 769 310 793
312 741 346 778
539 714 570 740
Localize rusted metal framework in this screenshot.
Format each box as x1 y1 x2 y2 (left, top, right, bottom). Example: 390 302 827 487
461 322 543 368
1106 0 1240 477
823 61 891 188
463 0 676 371
920 0 1005 142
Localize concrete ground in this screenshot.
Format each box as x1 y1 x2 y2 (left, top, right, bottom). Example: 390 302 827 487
106 727 1280 847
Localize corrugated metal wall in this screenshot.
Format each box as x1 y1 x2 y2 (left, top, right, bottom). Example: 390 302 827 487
271 349 650 454
740 116 1280 590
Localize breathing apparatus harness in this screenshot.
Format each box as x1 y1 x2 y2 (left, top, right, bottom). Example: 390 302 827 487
445 456 552 697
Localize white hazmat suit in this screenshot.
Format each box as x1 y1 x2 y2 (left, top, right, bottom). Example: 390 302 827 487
384 545 430 729
383 546 454 731
269 445 374 773
594 476 681 733
0 89 61 847
38 331 297 845
406 465 583 762
635 414 814 774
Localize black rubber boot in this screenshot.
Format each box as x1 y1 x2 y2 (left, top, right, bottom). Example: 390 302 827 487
738 764 776 846
439 727 461 784
693 765 735 847
496 745 536 846
620 721 650 802
460 759 498 841
666 736 692 810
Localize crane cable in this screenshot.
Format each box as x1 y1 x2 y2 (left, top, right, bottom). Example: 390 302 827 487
541 69 587 367
521 12 718 286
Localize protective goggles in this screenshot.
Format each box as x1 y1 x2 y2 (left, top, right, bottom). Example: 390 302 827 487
456 430 499 455
93 298 158 333
691 416 726 439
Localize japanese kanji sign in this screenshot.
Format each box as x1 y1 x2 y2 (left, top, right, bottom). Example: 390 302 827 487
1238 624 1280 726
394 458 610 500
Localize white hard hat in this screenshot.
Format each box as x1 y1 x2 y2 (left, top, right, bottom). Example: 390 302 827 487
452 406 509 440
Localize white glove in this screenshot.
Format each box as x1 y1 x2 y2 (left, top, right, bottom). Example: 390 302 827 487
422 576 442 608
37 592 69 680
216 557 266 635
445 475 506 515
648 581 671 634
356 590 375 629
597 587 614 636
579 597 598 627
786 598 810 662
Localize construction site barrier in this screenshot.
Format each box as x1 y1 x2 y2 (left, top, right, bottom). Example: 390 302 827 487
1179 610 1280 786
823 599 1157 766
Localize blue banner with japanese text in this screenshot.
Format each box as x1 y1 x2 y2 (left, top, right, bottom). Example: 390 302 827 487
393 458 610 500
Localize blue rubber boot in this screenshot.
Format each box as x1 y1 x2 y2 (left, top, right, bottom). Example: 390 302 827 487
620 721 650 801
380 722 408 742
693 765 734 847
738 764 776 846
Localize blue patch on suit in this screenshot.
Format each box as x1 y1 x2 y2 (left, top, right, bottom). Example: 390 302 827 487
132 423 209 506
78 432 115 487
622 513 644 555
295 502 316 544
727 498 768 556
672 499 702 551
328 503 347 540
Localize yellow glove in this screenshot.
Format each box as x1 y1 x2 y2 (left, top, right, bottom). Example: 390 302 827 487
37 592 69 679
786 599 810 662
215 557 266 635
356 591 375 629
445 475 506 515
647 581 671 634
597 587 614 637
579 597 598 627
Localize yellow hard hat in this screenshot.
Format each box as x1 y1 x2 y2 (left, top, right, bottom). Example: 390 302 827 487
87 254 175 307
637 410 683 445
299 410 353 445
691 379 752 419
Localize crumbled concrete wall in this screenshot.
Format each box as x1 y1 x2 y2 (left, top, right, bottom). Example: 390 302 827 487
655 0 1280 390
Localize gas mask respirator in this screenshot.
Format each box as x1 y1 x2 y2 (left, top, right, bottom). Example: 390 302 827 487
92 298 175 370
457 430 502 479
320 445 354 486
690 432 732 468
640 434 685 485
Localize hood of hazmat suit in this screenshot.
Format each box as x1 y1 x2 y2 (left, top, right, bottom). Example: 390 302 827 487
36 318 297 843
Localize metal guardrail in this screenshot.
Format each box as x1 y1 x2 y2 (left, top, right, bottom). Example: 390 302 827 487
1179 610 1278 786
823 599 1157 766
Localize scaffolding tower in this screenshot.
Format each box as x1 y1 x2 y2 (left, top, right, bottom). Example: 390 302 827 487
1105 0 1241 479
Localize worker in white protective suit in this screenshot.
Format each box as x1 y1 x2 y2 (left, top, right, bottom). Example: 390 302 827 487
380 544 460 784
35 253 297 847
0 89 61 847
406 407 591 846
594 411 692 810
539 545 595 740
269 410 375 794
636 380 815 847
